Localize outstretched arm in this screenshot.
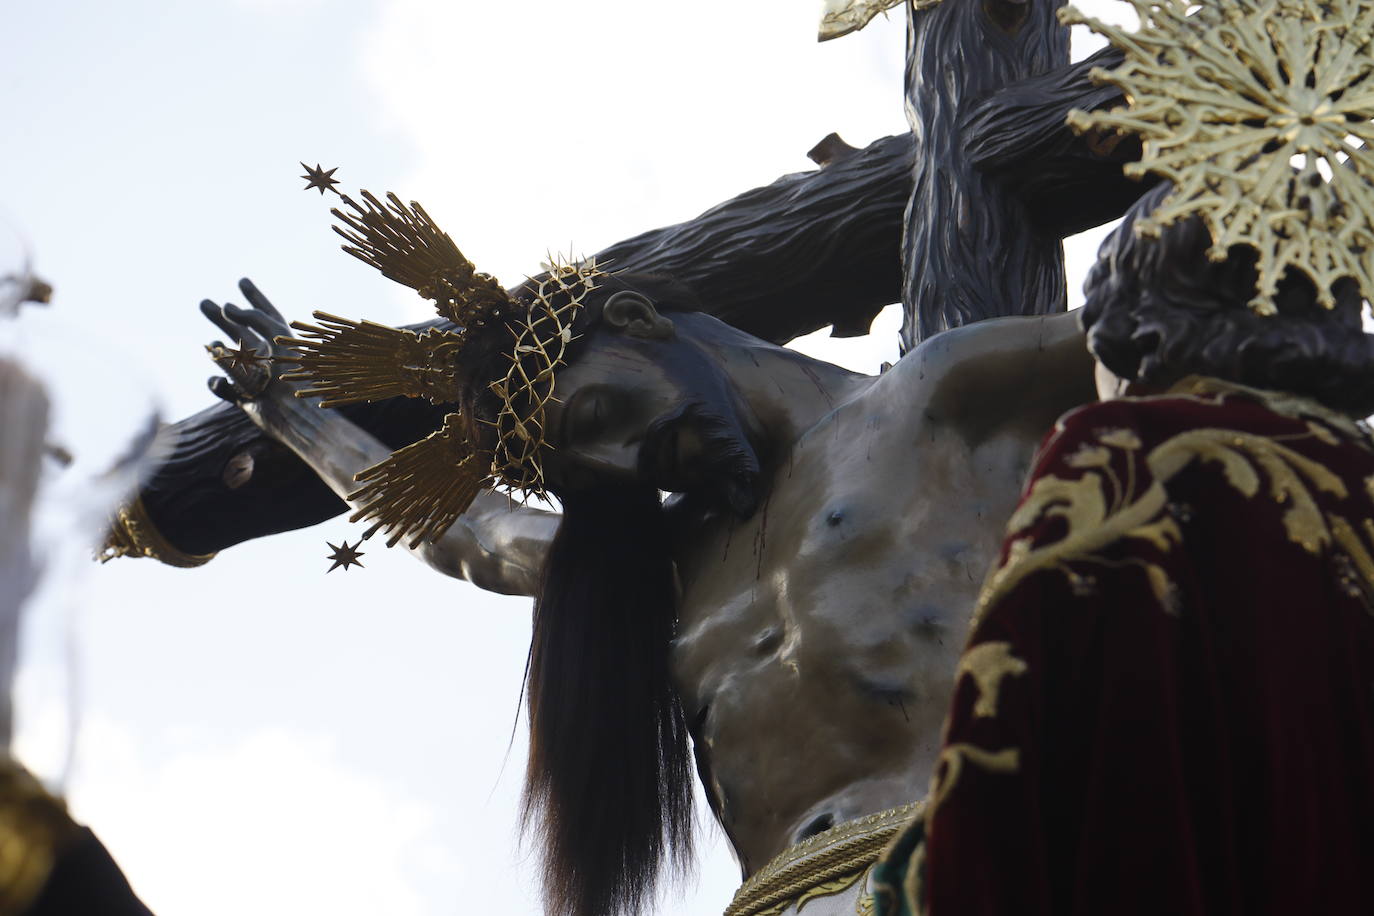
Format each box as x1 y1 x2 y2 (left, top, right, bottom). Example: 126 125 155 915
115 136 913 564
201 281 556 597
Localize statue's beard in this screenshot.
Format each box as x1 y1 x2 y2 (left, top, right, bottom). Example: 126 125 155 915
638 398 761 519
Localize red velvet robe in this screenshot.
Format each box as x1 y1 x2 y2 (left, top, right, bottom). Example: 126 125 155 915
871 377 1374 915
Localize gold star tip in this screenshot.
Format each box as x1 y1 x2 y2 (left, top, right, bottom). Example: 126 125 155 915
224 342 268 371
325 538 365 572
301 162 341 196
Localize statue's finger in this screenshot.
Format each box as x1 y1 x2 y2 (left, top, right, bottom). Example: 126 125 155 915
200 299 241 341
221 306 275 355
238 278 286 322
208 376 242 404
224 303 282 345
205 345 235 375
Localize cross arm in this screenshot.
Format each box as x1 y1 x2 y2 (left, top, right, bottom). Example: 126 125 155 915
961 46 1158 239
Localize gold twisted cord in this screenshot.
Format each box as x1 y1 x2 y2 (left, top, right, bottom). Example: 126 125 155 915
99 495 216 568
723 802 924 916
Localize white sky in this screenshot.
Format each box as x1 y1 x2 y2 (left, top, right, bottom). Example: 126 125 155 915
3 2 1125 913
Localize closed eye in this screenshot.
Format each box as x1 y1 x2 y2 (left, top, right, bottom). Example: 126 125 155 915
565 387 622 443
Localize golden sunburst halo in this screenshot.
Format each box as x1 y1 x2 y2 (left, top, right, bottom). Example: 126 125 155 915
1063 0 1374 314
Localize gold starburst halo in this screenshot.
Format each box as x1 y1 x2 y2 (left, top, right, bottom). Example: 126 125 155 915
1062 0 1374 315
282 172 611 544
276 315 468 407
348 413 489 548
330 190 513 328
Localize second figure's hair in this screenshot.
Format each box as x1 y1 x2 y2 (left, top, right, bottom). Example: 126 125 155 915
1081 182 1374 415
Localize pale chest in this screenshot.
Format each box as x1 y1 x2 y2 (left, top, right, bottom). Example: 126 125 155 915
667 408 1026 723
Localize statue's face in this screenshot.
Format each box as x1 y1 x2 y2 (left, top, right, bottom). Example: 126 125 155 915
542 297 761 514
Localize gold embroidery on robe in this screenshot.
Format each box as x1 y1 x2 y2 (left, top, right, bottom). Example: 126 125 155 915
956 642 1028 718
928 744 1020 818
976 426 1350 624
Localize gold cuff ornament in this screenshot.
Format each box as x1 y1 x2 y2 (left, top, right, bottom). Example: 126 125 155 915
99 495 216 568
723 802 924 916
277 183 607 548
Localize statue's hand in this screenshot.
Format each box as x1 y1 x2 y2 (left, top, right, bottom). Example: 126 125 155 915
201 278 298 405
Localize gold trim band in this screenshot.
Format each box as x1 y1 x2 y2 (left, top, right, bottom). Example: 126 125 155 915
724 802 924 916
99 495 216 568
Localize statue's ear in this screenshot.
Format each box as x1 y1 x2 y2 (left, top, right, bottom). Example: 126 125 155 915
601 290 675 339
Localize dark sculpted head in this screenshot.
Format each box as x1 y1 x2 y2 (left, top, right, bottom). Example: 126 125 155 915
541 280 765 517
467 273 763 916
459 272 765 516
1081 182 1374 415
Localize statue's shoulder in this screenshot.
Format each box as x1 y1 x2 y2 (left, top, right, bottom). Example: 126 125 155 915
873 311 1094 425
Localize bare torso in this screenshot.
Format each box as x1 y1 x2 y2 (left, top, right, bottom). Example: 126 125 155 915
221 304 1093 879
670 347 1053 872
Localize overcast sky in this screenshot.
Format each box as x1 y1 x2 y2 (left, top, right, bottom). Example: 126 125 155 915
4 2 1123 913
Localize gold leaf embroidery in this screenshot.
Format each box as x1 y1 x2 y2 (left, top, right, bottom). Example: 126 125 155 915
1126 517 1182 553
979 428 1354 620
957 642 1029 718
1144 563 1179 617
1244 442 1347 553
1307 421 1340 447
1004 474 1107 539
928 744 1020 817
1098 428 1142 450
1328 514 1374 618
1065 444 1112 469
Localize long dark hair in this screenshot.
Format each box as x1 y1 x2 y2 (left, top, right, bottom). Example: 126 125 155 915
522 484 694 916
1081 182 1374 415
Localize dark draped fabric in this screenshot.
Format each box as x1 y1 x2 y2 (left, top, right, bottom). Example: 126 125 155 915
872 377 1374 915
28 828 154 916
0 758 154 915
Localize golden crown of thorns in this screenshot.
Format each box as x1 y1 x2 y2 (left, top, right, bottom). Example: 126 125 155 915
1064 0 1374 316
278 183 606 547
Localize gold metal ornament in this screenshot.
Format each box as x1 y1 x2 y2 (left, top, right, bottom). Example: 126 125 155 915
277 315 468 407
489 256 604 497
300 162 341 196
210 341 268 373
100 495 217 567
0 759 81 916
722 802 924 916
348 413 490 548
1063 0 1374 314
325 537 366 572
329 190 514 329
818 0 914 42
284 170 609 548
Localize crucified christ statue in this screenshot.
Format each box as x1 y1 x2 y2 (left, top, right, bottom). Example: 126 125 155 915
101 3 1157 914
197 271 1093 916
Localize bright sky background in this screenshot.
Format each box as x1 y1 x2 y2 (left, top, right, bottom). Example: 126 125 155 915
3 2 1126 913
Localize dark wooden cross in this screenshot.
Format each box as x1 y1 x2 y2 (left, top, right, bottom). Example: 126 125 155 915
131 0 1154 553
